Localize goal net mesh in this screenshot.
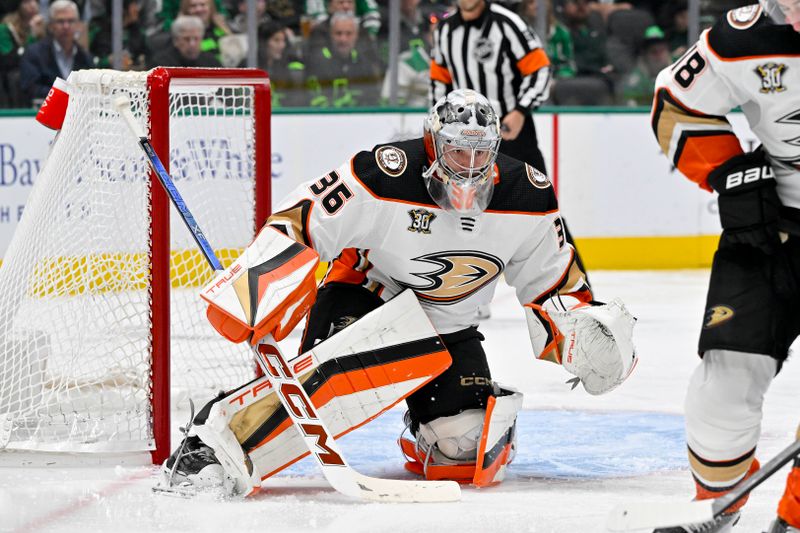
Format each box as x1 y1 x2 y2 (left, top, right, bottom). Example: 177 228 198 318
0 70 260 453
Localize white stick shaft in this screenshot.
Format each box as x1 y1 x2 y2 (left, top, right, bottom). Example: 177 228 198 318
113 95 147 139
607 500 714 531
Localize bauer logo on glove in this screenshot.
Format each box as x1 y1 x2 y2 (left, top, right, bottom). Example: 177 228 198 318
200 227 320 344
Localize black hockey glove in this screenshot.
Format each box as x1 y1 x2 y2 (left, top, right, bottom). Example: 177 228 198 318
707 149 781 255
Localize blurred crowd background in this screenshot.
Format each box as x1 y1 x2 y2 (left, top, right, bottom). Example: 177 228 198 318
0 0 752 109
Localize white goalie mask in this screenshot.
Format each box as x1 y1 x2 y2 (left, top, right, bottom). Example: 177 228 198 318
423 89 501 217
759 0 800 30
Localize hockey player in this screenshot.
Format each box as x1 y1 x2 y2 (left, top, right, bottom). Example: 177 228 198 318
161 88 637 496
650 1 800 531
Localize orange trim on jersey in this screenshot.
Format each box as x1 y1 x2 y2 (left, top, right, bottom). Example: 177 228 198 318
531 247 576 304
324 249 368 286
704 31 800 62
430 60 453 84
516 48 550 76
676 133 743 190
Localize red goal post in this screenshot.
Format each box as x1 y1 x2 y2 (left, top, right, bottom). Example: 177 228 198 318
148 68 271 464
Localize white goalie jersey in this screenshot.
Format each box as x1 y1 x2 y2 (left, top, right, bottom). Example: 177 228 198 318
652 4 800 205
267 137 590 335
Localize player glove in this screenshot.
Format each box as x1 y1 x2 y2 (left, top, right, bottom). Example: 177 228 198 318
707 149 782 255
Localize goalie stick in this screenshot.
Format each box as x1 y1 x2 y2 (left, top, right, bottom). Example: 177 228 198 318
607 438 800 531
113 95 461 503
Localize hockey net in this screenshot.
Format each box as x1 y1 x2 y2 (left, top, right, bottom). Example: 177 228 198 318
0 68 270 462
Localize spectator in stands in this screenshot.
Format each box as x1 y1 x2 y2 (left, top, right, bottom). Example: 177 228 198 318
19 0 94 106
519 0 575 78
618 24 670 106
251 20 305 108
89 0 147 70
147 14 221 67
379 9 435 108
376 0 431 60
0 0 43 106
160 0 227 33
177 0 231 61
662 0 688 59
305 0 380 39
562 0 611 76
305 11 383 107
227 0 267 33
305 0 381 54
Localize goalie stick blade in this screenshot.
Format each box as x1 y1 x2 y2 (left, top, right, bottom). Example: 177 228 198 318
349 473 461 503
606 500 714 531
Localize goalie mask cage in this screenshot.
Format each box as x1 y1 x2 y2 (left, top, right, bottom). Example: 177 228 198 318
0 68 270 464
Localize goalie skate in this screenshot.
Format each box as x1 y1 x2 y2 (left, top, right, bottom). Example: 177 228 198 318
153 402 235 498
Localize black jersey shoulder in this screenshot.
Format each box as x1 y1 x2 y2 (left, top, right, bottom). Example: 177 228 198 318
708 6 800 59
350 137 438 206
488 153 558 214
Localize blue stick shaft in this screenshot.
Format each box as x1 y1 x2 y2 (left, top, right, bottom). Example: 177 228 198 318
138 138 223 272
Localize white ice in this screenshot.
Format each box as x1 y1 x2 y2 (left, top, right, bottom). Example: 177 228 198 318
1 270 798 533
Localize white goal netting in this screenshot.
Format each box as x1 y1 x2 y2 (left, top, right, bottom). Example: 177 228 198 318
0 69 265 454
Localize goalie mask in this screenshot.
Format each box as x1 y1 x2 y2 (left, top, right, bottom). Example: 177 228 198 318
759 0 800 30
423 89 501 217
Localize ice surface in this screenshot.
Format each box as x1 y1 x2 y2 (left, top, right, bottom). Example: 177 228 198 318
1 271 798 533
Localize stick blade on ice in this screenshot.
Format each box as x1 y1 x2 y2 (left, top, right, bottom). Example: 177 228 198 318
350 473 461 503
606 499 714 531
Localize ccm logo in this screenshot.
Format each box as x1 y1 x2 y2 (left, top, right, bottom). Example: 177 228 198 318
204 263 243 296
725 166 775 189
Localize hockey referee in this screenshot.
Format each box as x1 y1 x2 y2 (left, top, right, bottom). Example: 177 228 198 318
430 0 551 171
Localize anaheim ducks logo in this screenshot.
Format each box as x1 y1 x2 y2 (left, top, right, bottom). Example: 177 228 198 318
526 164 551 189
393 251 504 304
728 5 761 29
703 305 735 329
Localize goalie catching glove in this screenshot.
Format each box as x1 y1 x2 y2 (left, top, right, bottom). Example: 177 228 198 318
525 297 637 395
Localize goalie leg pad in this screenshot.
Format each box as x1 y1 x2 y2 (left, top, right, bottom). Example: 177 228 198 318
177 290 453 494
401 387 523 486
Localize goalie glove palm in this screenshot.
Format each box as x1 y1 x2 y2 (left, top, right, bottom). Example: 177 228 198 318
533 299 638 395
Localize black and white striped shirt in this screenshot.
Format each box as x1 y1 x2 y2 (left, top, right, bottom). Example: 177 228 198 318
430 2 551 118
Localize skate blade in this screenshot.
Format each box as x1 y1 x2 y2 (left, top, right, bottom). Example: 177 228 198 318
152 483 197 498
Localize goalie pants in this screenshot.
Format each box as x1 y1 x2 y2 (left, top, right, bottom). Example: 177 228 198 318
300 283 494 432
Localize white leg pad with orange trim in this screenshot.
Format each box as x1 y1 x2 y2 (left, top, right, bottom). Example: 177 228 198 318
185 290 453 497
401 386 523 486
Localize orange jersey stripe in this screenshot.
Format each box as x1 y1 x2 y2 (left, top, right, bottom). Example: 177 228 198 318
324 249 367 286
676 134 743 191
516 48 550 76
430 60 453 84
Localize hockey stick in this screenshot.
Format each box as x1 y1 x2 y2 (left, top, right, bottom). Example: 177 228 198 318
607 438 800 531
113 96 460 503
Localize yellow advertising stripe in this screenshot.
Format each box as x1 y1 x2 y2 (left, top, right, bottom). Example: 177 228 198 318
22 249 245 297
573 235 719 270
3 235 719 298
